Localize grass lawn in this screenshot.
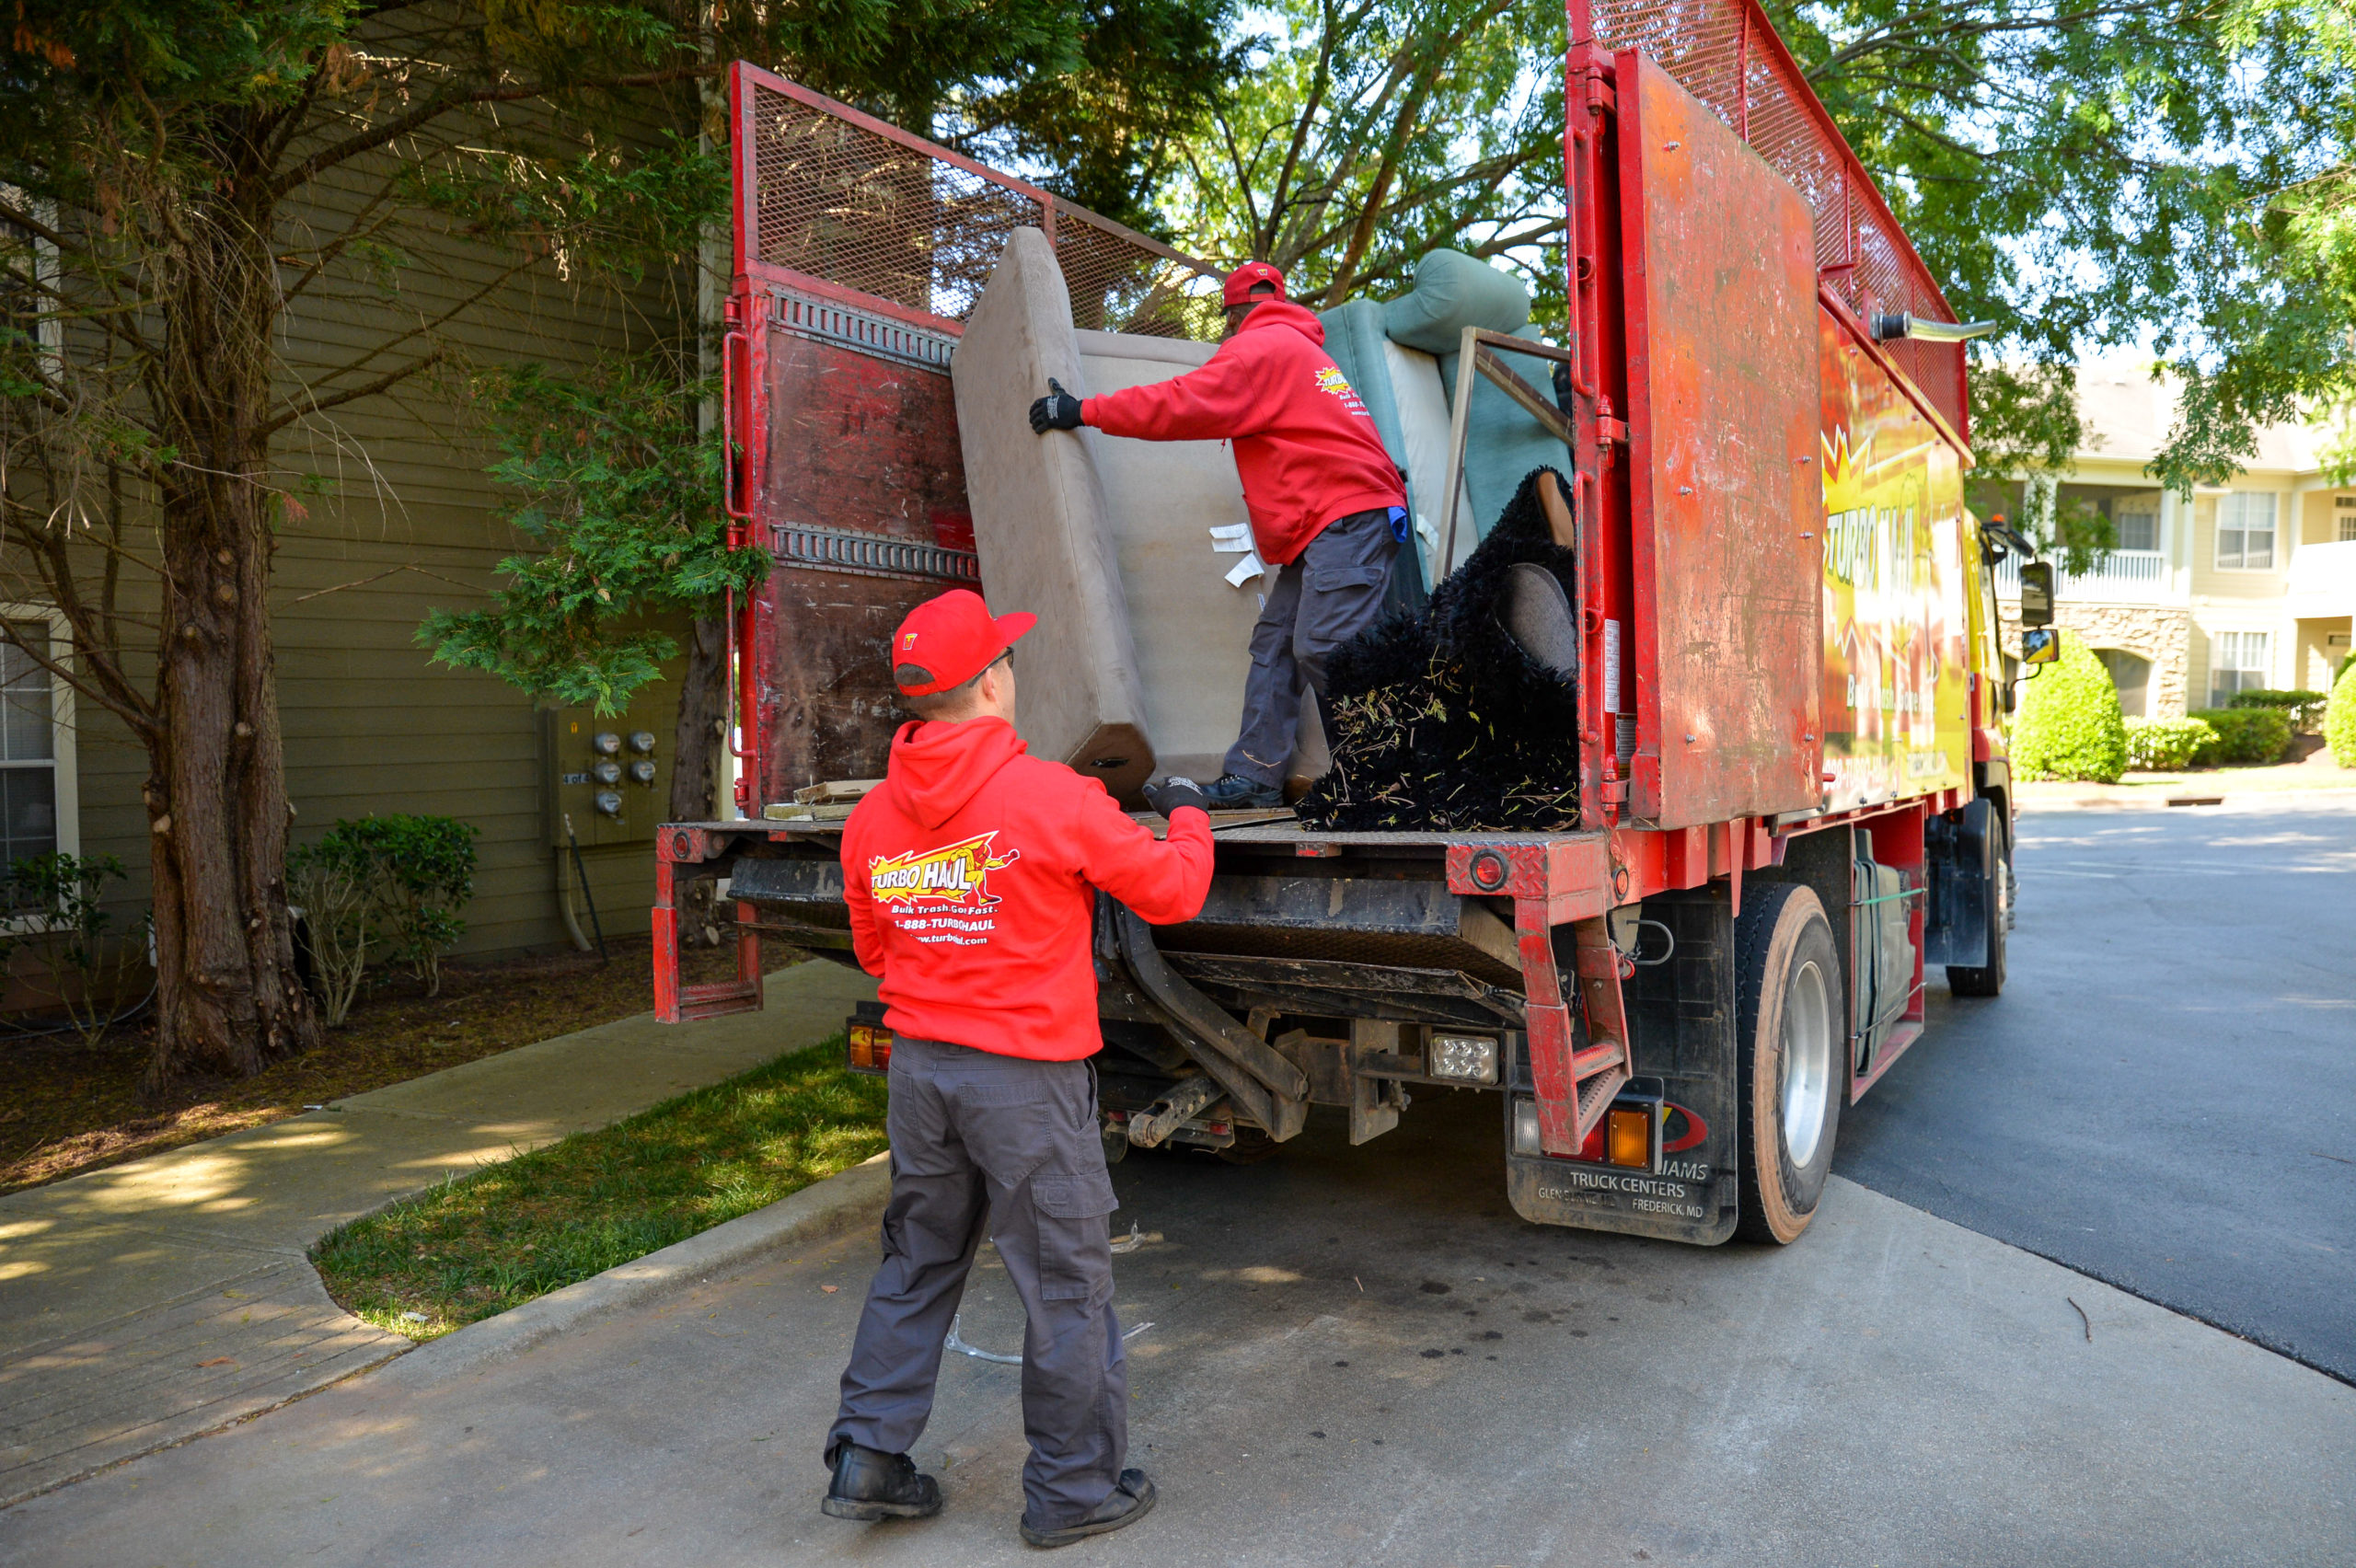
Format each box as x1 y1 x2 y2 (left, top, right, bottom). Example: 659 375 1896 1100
0 942 756 1193
312 1034 888 1340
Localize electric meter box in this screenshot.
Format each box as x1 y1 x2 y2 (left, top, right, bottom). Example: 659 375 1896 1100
543 707 669 847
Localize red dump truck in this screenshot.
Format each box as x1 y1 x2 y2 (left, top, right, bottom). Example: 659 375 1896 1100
651 0 2034 1248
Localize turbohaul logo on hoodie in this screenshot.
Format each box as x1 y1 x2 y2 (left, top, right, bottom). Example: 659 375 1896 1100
1313 363 1372 418
868 832 1021 910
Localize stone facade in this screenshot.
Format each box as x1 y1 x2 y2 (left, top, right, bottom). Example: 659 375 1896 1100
1999 602 2192 718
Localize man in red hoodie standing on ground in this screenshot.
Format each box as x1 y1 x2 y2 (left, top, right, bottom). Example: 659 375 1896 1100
821 587 1215 1549
1030 260 1407 808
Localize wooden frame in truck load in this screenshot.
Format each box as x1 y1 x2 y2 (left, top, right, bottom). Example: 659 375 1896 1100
653 0 2023 1250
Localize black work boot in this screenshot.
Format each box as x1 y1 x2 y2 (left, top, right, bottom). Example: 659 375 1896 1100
1200 773 1281 809
1019 1468 1157 1549
822 1440 942 1521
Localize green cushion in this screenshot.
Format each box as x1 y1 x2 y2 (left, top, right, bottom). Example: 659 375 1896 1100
1381 248 1531 355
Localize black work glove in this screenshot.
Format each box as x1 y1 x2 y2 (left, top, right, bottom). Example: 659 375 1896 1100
1029 377 1084 433
1143 777 1211 819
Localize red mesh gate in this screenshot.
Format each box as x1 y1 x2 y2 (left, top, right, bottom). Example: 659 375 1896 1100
1576 0 1970 441
731 66 1223 339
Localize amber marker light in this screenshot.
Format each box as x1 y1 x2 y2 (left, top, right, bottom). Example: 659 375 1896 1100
1607 1106 1652 1170
847 1023 894 1076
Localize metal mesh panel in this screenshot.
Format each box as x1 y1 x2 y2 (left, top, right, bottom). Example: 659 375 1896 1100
748 82 1220 339
1055 207 1224 340
1586 0 1969 437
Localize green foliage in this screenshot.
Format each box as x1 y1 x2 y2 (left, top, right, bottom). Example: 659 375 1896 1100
1159 0 1568 311
1759 0 2350 498
932 1 1244 234
2228 687 2329 732
312 1034 887 1338
2147 0 2356 489
420 365 765 714
293 816 479 1013
2012 631 2128 783
2122 717 2219 773
286 834 378 1028
0 853 137 1045
342 816 479 997
2326 663 2356 768
1165 0 2352 505
2186 707 2294 767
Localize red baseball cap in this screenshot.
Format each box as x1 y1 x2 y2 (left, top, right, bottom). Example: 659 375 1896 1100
891 589 1036 696
1222 261 1287 307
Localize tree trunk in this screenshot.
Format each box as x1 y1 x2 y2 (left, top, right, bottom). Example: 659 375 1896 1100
668 610 731 947
140 169 321 1091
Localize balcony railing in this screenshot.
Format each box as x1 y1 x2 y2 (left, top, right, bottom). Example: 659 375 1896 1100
1995 549 2172 604
2282 538 2356 620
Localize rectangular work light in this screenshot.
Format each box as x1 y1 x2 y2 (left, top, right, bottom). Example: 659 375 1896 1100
1429 1033 1500 1084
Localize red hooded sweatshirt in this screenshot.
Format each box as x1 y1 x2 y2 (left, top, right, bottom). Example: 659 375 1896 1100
1080 300 1405 566
841 716 1215 1062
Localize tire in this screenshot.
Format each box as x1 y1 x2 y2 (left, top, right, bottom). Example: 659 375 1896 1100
1215 1125 1281 1166
1734 883 1844 1245
1946 808 2009 997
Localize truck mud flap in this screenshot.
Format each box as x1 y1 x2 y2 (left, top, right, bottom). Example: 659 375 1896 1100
1503 887 1740 1244
1108 904 1311 1141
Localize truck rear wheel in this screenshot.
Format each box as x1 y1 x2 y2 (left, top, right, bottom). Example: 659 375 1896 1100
1945 811 2009 997
1734 883 1843 1244
1216 1126 1281 1166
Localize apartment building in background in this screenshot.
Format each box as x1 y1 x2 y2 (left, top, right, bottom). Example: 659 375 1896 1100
1977 363 2356 717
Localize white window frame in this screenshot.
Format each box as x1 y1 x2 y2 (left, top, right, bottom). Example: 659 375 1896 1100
0 606 82 930
2213 492 2277 571
2338 493 2356 544
2110 492 2161 554
2208 628 2272 707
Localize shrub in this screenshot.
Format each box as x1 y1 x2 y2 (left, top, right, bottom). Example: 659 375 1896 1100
288 836 380 1027
0 853 139 1045
291 815 479 1019
2186 707 2293 766
2122 716 2218 772
2012 631 2129 782
336 815 479 997
2227 687 2327 732
2327 662 2356 769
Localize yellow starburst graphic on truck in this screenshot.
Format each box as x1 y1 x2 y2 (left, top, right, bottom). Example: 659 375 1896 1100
867 832 1021 910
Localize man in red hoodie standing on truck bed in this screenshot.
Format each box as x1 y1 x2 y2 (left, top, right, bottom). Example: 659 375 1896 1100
1030 260 1407 808
821 587 1215 1549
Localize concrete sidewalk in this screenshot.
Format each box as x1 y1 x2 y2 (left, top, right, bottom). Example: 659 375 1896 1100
0 959 877 1507
2 1092 2348 1567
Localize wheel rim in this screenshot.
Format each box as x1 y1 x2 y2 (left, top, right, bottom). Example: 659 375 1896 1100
1782 958 1833 1167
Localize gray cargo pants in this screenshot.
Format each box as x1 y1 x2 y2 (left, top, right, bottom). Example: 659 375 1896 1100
826 1036 1126 1529
1224 507 1400 786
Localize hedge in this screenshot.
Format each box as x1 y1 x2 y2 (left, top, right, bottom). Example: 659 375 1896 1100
2227 687 2327 732
2186 707 2292 767
2013 631 2128 782
2122 716 2218 772
2327 663 2356 768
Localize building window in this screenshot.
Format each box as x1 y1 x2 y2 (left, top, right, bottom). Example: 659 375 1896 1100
2112 493 2160 553
2209 630 2270 707
2338 494 2356 542
2214 492 2275 570
0 616 76 884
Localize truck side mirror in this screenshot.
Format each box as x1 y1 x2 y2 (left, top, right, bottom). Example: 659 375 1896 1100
2017 560 2055 628
2021 627 2061 665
